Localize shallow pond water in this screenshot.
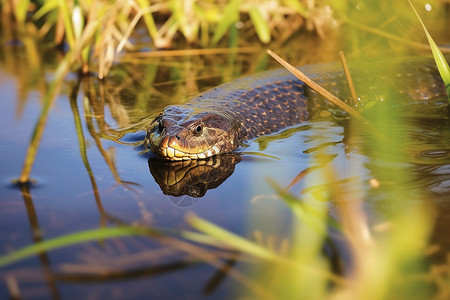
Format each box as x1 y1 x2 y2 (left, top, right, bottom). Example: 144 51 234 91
1 21 450 300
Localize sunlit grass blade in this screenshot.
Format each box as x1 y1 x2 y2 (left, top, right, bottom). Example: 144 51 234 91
15 0 30 24
72 3 84 42
283 0 307 16
212 0 241 44
267 178 341 231
135 0 159 45
33 0 58 21
408 0 450 100
0 227 151 268
58 0 75 48
186 213 278 260
249 5 270 43
0 225 232 268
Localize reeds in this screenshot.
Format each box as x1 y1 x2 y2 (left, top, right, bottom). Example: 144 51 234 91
2 0 333 77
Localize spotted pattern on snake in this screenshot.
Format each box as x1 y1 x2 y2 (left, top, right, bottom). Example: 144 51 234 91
144 56 448 160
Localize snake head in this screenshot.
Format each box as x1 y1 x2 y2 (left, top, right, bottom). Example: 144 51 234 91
144 105 243 160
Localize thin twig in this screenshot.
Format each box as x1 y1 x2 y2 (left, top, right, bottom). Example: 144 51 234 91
339 50 360 108
123 47 260 59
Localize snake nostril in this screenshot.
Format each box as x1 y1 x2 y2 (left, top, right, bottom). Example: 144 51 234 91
175 135 181 140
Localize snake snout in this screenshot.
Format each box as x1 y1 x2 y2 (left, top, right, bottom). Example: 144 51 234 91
157 133 191 160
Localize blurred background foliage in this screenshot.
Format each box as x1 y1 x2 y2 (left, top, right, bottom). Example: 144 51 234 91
1 0 448 78
1 0 334 78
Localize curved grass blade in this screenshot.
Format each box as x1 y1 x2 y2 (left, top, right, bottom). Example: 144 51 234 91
58 0 75 48
0 226 225 268
15 0 30 24
33 0 58 21
0 227 150 268
249 5 270 43
212 0 241 44
284 0 307 16
186 213 277 260
409 0 450 100
135 0 159 43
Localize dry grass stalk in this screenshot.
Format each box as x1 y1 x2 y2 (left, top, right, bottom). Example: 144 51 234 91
266 49 366 122
339 51 360 108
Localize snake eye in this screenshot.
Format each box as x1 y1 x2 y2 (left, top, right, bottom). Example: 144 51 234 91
193 124 203 136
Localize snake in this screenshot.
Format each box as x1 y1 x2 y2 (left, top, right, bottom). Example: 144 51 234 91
144 55 448 160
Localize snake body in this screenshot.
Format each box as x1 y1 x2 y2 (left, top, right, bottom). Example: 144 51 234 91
144 56 448 160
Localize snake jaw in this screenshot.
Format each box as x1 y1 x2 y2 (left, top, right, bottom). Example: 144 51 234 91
150 134 224 161
156 142 222 161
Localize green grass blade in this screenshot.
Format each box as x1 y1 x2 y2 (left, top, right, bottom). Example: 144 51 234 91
0 223 233 268
15 0 30 24
33 0 58 21
186 213 278 260
58 0 75 48
249 5 271 43
136 0 159 43
212 0 241 44
0 227 151 268
283 0 307 16
267 178 341 231
409 0 450 100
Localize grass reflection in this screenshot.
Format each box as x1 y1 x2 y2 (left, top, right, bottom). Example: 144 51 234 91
69 78 105 215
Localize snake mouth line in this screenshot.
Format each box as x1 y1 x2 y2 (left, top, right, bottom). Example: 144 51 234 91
158 145 221 161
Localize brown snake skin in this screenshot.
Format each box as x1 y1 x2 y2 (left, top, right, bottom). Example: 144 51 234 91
144 56 448 160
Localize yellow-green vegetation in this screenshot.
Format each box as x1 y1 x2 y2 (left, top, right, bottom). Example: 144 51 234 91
408 0 450 100
1 0 332 77
2 0 449 78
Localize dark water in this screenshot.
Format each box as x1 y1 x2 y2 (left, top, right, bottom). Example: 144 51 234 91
1 24 450 300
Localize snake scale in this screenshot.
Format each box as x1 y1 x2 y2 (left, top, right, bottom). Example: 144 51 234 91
144 55 448 160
